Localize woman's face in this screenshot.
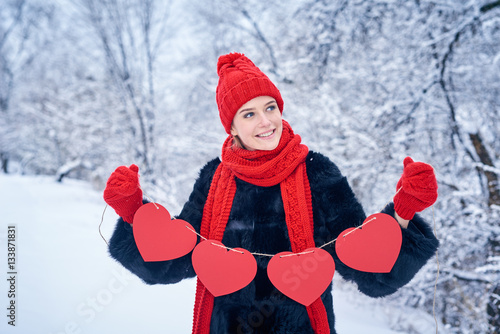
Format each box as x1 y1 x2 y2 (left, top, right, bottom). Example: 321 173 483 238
231 96 283 151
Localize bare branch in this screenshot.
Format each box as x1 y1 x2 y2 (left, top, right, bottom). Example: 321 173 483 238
481 1 500 13
0 0 26 51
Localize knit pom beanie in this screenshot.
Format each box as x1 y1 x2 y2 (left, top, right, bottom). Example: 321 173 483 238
216 53 284 134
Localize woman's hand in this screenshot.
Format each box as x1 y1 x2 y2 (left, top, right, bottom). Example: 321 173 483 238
393 157 438 221
103 164 143 224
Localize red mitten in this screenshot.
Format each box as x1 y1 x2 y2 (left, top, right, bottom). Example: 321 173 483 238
393 157 438 220
103 164 143 224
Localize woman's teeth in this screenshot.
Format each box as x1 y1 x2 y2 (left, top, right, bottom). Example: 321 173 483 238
257 130 274 137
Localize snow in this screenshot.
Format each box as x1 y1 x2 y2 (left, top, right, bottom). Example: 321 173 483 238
0 173 435 334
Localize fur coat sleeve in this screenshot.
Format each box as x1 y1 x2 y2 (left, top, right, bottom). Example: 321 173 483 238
107 157 221 285
306 151 439 297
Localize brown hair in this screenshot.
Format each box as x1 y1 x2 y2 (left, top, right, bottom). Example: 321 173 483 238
231 135 247 150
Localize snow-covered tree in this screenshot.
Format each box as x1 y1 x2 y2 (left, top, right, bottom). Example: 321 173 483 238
2 0 499 332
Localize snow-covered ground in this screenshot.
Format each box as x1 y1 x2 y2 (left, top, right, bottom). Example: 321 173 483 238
0 173 438 333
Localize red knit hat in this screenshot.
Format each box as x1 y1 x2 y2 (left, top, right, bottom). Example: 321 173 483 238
216 53 284 134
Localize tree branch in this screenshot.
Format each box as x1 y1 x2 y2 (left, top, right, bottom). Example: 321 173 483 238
238 5 292 83
481 1 500 13
469 133 500 206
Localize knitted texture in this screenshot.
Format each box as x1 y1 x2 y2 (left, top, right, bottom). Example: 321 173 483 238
281 162 330 334
216 52 284 134
191 120 330 334
394 157 438 220
103 164 143 224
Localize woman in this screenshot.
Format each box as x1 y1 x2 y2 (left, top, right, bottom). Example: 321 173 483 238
104 53 439 334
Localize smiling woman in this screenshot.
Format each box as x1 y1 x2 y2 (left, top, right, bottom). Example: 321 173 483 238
103 52 439 334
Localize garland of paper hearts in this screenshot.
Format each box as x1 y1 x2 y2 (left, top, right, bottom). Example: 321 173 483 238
131 202 403 306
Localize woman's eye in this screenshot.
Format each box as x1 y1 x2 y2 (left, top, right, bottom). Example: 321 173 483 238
266 105 276 112
244 112 254 118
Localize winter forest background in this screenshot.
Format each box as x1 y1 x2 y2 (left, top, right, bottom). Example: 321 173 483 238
1 0 499 332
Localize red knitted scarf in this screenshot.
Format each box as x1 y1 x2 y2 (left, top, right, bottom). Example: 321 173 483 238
191 120 330 334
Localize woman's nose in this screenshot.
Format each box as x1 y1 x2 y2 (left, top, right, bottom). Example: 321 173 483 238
258 112 272 127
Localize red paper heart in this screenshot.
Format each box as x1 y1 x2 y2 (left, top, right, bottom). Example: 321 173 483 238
192 240 257 297
335 213 402 273
267 248 335 306
133 203 197 262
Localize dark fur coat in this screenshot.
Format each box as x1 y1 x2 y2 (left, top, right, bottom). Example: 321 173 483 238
108 151 439 333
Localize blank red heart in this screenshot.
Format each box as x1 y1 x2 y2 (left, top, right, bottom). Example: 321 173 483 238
267 247 335 306
335 213 402 273
133 203 197 262
192 240 257 297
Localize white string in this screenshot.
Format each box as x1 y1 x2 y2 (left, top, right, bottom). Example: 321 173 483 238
280 249 315 258
99 204 109 246
184 225 246 254
140 187 159 209
319 216 378 250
